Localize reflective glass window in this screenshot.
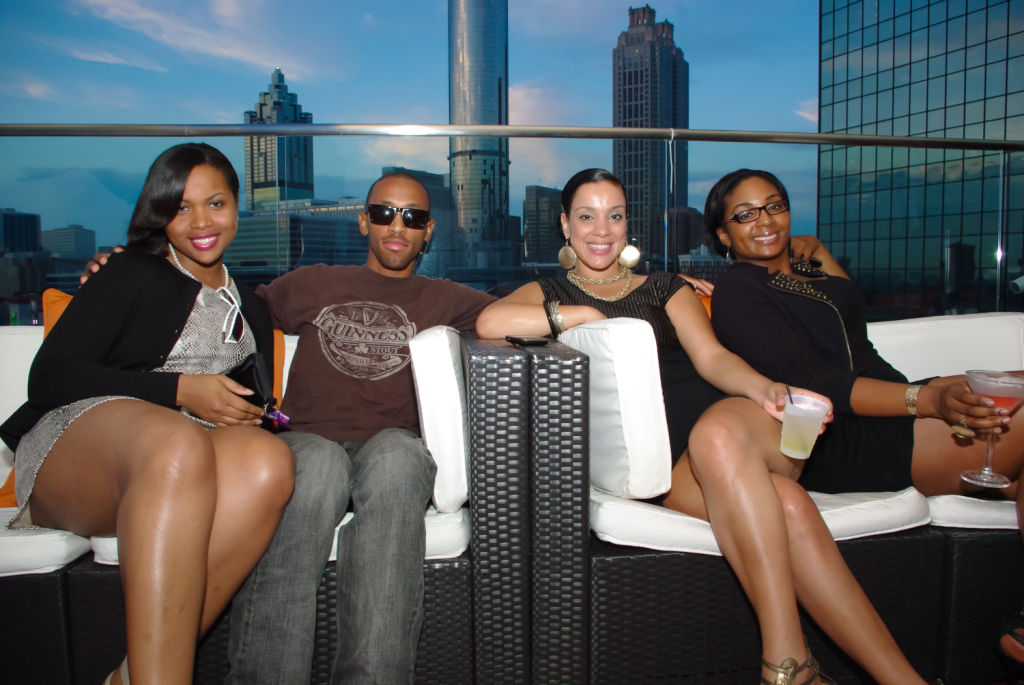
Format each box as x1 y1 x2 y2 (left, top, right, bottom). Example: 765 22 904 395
989 2 1009 39
1009 55 1024 90
987 60 1007 96
989 37 1009 62
968 9 988 45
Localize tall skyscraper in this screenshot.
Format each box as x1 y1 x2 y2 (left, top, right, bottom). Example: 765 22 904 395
818 0 1024 319
449 0 511 268
522 185 563 264
612 5 690 265
244 69 314 212
1 209 42 253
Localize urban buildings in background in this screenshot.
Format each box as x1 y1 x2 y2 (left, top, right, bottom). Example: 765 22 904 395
818 0 1024 320
1 208 42 253
522 185 563 264
612 5 691 270
449 0 514 271
42 224 96 259
244 69 314 212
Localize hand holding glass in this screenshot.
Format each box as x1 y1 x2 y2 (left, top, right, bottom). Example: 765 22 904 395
780 395 830 460
961 370 1024 488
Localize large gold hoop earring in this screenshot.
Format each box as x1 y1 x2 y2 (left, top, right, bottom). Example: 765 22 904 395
618 244 640 269
558 238 578 269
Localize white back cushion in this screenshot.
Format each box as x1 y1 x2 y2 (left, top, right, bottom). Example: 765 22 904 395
0 327 44 487
868 312 1024 380
558 319 671 499
409 326 469 513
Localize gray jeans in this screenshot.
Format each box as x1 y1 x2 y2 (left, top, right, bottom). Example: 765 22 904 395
226 428 437 685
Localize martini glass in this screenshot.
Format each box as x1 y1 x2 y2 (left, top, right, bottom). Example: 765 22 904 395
961 370 1024 488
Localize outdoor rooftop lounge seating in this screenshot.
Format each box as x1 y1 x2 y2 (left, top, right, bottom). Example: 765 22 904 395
2 311 1024 684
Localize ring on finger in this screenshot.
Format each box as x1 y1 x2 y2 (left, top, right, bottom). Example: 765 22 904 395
960 415 969 428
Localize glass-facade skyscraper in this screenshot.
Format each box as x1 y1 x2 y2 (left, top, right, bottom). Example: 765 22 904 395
818 0 1024 319
612 5 689 266
244 69 314 212
449 0 511 269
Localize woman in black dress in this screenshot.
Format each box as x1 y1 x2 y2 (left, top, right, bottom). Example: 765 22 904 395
706 168 1024 681
476 168 953 684
1 144 295 685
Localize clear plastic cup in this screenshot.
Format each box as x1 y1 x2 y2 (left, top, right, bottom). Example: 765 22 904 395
780 395 830 460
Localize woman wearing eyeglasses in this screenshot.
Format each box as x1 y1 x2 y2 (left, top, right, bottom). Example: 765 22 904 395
0 143 294 685
707 169 1024 683
475 168 954 683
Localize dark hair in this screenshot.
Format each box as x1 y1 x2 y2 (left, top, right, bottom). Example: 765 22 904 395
126 143 240 255
703 169 789 258
557 168 627 240
365 172 430 210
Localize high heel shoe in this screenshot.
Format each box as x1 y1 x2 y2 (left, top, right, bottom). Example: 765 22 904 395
102 657 129 685
997 612 1024 685
760 642 837 685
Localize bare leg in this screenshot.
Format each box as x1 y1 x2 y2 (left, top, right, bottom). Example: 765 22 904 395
29 400 294 685
664 398 926 684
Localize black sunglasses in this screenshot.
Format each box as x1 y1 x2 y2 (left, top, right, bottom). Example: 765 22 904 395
365 204 431 229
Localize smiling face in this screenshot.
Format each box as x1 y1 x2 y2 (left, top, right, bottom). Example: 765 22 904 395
561 181 628 277
716 176 791 266
164 164 238 284
358 176 435 278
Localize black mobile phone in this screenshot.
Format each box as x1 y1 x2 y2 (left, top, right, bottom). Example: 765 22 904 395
506 335 550 347
808 256 824 268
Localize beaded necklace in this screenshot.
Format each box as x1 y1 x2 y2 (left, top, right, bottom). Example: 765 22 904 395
168 244 229 288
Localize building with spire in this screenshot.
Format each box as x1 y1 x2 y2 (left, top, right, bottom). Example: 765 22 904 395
449 0 511 269
612 5 690 268
243 69 314 212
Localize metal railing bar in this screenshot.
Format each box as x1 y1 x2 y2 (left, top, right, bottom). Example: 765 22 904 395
1 123 1023 152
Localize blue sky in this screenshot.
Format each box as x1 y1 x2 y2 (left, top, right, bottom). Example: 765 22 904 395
0 0 822 247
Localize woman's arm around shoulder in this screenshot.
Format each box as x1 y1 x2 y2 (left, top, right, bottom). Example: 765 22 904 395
475 281 606 339
789 235 849 279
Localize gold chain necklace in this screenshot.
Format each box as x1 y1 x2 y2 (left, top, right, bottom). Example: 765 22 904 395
571 266 628 284
568 268 633 301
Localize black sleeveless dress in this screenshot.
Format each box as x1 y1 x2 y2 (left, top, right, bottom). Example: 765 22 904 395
538 271 728 465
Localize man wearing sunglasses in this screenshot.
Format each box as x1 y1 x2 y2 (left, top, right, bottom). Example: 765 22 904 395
236 172 494 685
82 172 494 685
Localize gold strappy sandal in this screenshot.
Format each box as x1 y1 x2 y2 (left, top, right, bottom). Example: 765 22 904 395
760 645 837 685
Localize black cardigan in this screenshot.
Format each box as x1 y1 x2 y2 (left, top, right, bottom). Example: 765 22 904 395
710 261 906 416
0 250 273 451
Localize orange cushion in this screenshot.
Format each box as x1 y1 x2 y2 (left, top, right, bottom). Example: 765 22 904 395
699 295 711 317
43 289 73 338
0 470 16 508
273 329 285 403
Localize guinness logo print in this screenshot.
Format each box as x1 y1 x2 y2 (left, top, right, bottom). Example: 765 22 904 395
313 302 417 380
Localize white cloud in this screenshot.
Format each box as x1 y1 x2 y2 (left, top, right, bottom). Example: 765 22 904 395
70 48 167 71
72 0 308 78
795 98 819 123
357 137 450 174
210 0 243 25
363 13 380 25
509 80 599 126
24 81 57 100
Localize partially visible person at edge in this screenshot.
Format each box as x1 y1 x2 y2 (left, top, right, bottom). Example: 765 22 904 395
478 168 925 684
706 168 1024 684
1 143 295 685
83 172 492 684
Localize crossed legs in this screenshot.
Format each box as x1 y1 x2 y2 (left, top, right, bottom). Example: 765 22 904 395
27 399 294 685
662 397 926 684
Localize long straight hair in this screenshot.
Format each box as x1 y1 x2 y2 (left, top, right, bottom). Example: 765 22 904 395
126 143 240 255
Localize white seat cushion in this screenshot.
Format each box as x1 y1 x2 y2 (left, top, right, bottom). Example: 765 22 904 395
867 312 1024 380
558 319 671 499
91 505 471 566
591 487 931 556
410 326 470 513
927 494 1018 529
0 507 91 577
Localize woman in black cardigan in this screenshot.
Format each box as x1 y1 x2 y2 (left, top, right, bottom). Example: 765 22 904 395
0 144 294 685
707 169 1024 682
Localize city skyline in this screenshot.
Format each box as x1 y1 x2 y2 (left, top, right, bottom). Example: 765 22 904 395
0 0 822 250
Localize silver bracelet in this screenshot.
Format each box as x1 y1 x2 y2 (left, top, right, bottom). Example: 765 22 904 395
549 300 564 335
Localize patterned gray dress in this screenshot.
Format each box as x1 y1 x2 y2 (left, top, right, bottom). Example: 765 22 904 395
9 264 256 530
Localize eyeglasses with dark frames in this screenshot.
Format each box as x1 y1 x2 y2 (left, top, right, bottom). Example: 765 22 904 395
364 204 431 229
725 200 790 224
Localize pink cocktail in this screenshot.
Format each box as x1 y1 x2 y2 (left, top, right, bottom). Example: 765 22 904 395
962 371 1024 488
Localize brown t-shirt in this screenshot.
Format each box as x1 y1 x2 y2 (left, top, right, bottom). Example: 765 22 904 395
257 264 494 443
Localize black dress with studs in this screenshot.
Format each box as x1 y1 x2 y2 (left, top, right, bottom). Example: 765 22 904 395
710 261 915 494
538 270 728 466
